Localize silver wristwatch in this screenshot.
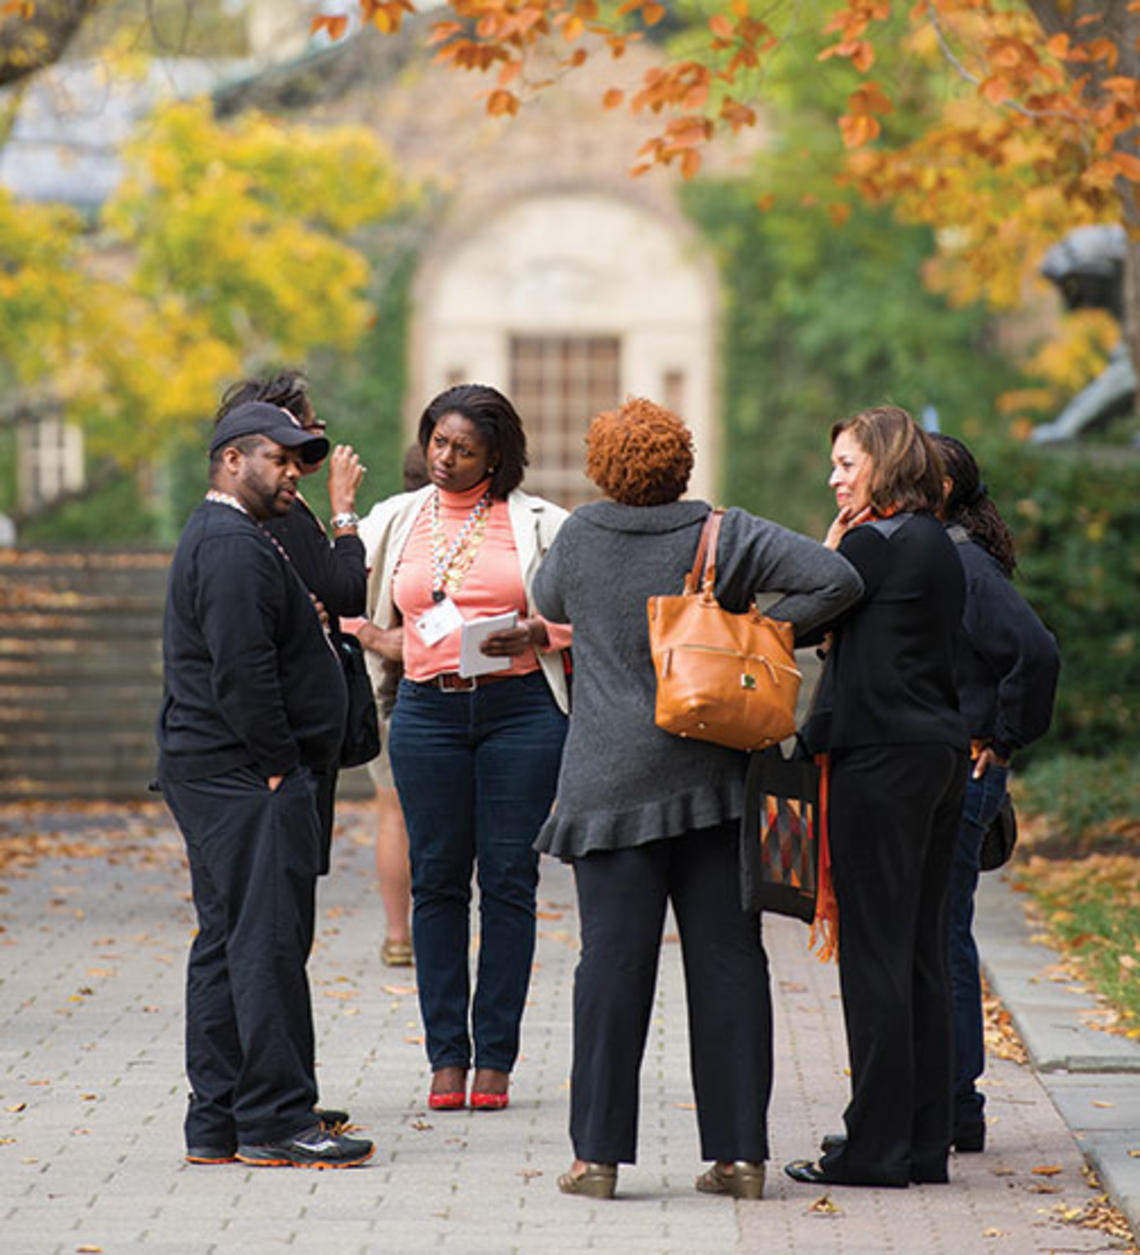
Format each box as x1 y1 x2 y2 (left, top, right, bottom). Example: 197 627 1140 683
330 511 359 530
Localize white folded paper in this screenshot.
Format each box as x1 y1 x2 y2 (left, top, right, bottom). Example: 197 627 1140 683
458 611 518 677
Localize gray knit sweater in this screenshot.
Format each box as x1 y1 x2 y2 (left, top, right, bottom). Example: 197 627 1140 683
532 500 863 859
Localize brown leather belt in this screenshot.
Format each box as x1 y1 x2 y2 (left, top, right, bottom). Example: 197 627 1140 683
419 671 514 692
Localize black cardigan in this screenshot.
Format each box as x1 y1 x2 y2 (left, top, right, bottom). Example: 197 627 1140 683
804 511 969 754
156 501 347 781
263 495 366 640
950 528 1060 759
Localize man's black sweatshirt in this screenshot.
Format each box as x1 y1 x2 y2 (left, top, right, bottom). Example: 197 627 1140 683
156 500 348 782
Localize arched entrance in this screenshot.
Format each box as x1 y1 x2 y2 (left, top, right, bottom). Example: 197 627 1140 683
411 189 719 507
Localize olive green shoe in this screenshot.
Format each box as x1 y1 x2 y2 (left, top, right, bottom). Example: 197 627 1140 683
696 1161 766 1200
557 1163 617 1199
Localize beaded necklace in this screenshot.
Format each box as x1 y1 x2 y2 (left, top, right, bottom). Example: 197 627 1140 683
205 489 248 517
430 488 491 602
205 489 293 565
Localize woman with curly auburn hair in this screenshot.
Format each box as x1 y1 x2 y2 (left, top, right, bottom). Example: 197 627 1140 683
531 396 863 1201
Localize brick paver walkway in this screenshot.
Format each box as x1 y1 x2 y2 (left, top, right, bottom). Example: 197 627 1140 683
0 803 1125 1253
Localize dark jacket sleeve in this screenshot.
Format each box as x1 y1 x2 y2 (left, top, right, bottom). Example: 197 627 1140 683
962 549 1060 757
795 524 891 646
264 503 367 619
531 525 570 623
715 508 864 641
196 533 302 777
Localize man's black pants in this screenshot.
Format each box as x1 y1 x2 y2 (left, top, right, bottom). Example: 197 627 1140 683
162 765 323 1149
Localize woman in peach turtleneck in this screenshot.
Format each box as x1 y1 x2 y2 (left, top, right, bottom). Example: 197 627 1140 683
358 384 570 1113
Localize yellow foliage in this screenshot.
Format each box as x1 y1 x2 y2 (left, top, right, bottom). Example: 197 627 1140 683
1024 310 1118 393
2 99 411 464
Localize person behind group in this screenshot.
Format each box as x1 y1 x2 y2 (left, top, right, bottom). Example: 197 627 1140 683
357 383 571 1111
215 371 367 875
531 397 864 1201
932 432 1060 1152
358 443 431 968
785 405 969 1189
157 401 372 1168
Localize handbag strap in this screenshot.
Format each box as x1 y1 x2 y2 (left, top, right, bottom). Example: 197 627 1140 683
684 508 724 596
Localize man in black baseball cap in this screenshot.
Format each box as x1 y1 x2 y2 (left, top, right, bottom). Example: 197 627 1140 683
155 400 373 1169
208 399 330 464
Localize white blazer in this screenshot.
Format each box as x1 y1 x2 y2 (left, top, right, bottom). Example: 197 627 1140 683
358 484 570 714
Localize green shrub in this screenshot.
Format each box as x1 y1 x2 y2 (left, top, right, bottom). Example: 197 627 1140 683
1017 751 1140 851
984 447 1140 754
682 180 1021 540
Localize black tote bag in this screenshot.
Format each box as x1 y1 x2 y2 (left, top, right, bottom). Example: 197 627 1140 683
337 632 381 768
739 742 822 921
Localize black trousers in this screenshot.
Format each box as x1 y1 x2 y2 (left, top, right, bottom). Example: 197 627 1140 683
569 820 773 1165
315 766 336 875
821 743 968 1186
162 765 323 1149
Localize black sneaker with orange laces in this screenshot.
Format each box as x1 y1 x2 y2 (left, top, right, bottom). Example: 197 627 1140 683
236 1124 374 1168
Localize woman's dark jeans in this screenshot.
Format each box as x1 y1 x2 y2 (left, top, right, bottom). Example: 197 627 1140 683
948 763 1009 1127
388 671 567 1074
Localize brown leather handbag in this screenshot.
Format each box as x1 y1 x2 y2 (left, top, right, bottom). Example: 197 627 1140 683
647 509 802 752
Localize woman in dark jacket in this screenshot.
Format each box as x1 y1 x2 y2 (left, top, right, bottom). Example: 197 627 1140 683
785 406 970 1189
532 397 863 1201
932 433 1059 1152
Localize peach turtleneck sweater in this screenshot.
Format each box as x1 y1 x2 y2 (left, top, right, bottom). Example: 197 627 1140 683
392 480 572 682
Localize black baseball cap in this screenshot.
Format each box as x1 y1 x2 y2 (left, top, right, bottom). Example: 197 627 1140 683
209 401 329 464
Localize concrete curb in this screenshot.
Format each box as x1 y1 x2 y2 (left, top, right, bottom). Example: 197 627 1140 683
976 871 1140 1239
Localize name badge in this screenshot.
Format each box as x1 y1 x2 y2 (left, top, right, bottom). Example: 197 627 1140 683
413 595 464 646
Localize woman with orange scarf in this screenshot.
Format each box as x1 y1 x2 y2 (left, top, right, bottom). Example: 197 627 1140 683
785 406 969 1189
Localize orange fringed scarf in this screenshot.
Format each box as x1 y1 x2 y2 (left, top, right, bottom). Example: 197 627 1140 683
807 503 903 962
808 756 839 962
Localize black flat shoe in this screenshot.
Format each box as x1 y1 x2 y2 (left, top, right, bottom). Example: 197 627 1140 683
784 1159 833 1185
786 1157 910 1188
953 1121 985 1153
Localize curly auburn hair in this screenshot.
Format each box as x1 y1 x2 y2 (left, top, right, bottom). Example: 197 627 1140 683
585 397 694 506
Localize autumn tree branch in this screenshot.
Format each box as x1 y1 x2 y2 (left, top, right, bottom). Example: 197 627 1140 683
0 0 103 91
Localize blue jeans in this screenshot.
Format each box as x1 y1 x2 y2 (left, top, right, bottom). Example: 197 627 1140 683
948 763 1009 1126
388 671 567 1073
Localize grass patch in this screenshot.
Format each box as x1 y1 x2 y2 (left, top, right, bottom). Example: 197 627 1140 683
1015 751 1140 856
1012 855 1140 1035
1011 751 1140 1034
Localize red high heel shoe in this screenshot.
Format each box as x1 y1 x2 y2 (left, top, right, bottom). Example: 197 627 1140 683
428 1067 467 1111
469 1090 509 1111
428 1090 466 1111
470 1069 509 1110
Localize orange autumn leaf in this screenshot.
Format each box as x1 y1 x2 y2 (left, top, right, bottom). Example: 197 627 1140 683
310 13 349 40
839 113 882 148
1109 150 1140 180
1032 1163 1064 1176
486 89 519 116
